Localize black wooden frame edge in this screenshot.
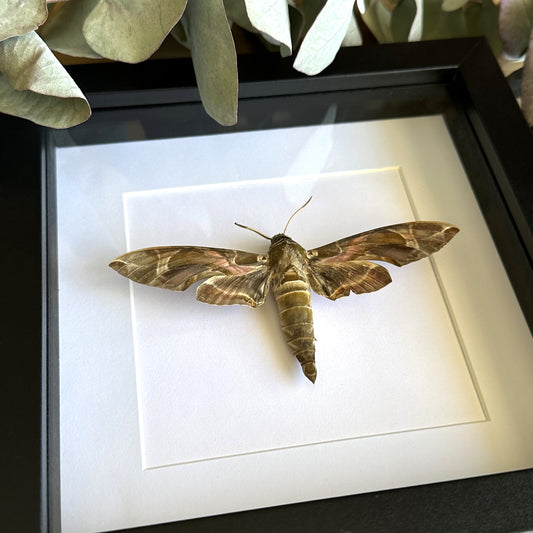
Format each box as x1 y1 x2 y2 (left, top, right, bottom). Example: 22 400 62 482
452 39 533 339
2 37 533 533
457 41 533 258
1 116 45 532
67 38 483 107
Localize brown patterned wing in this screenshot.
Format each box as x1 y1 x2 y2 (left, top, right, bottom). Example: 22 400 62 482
196 269 271 307
308 260 392 300
109 246 270 306
308 222 459 267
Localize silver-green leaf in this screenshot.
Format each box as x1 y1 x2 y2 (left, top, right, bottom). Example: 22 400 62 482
408 0 423 41
83 0 188 63
520 27 533 125
0 31 91 128
499 0 533 59
342 11 362 46
244 0 292 54
178 0 238 125
224 0 256 33
293 0 357 75
0 0 48 41
39 0 102 59
442 0 470 12
359 1 394 43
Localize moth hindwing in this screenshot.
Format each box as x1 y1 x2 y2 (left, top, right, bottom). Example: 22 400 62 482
110 219 459 383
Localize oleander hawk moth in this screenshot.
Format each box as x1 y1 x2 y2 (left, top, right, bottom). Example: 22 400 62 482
109 199 459 383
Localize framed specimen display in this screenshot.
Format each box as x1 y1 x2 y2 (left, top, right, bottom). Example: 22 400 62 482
2 37 533 532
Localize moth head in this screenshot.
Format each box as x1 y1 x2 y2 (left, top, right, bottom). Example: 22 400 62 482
234 197 312 241
270 233 296 246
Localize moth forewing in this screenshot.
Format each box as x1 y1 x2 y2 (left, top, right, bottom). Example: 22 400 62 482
110 216 459 383
109 246 269 293
308 221 459 267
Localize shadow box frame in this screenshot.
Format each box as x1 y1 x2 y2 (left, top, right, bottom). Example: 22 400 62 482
2 37 533 532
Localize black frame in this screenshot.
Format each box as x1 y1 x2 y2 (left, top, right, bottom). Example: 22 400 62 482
2 37 533 532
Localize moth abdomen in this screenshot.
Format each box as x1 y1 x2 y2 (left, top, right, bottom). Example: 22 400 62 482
273 274 317 383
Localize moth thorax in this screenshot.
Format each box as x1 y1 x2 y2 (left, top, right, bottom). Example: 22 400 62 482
270 233 294 246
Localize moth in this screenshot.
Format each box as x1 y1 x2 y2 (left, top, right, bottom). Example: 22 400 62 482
109 199 459 383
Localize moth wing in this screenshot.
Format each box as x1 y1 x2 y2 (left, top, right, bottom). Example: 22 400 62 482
109 246 267 291
309 260 392 300
196 268 270 307
308 222 459 267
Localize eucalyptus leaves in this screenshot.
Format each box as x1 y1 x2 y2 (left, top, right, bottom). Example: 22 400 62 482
0 0 531 129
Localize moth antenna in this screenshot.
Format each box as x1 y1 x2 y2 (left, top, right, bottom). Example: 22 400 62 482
234 222 271 240
283 196 312 234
